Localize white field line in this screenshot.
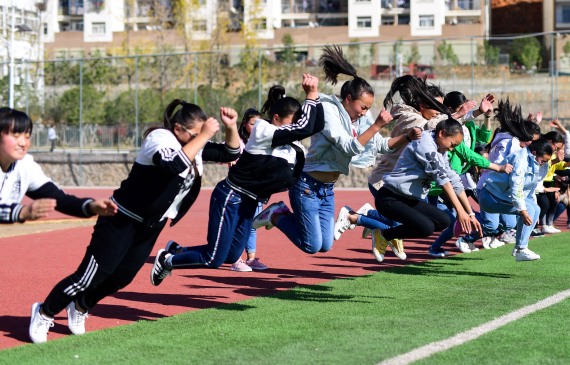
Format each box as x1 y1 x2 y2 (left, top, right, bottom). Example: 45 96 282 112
378 289 570 365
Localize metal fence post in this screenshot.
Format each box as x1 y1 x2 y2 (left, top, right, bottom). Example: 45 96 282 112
470 37 474 96
193 53 198 105
135 56 139 148
258 49 262 109
79 58 84 185
551 33 555 118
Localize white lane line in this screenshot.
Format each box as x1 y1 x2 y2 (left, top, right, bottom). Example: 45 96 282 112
378 289 570 365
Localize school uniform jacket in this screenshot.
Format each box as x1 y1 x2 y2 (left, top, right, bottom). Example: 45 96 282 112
111 128 240 228
227 98 324 201
0 154 95 223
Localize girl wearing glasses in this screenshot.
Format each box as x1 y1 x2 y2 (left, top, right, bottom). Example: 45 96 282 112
30 101 240 343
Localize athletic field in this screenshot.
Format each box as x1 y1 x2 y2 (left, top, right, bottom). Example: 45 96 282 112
1 188 568 364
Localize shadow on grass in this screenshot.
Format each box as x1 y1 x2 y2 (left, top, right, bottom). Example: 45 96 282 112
385 260 512 279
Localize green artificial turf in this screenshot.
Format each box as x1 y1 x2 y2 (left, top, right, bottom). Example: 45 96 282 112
2 234 569 365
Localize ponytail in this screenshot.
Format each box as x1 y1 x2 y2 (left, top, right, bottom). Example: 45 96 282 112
261 85 286 116
383 75 448 116
144 99 207 138
319 44 374 100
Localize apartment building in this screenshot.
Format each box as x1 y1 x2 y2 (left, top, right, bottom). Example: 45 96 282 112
41 1 488 59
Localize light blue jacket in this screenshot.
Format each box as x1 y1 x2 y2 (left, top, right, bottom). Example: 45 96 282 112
479 147 548 212
304 93 393 175
383 130 464 200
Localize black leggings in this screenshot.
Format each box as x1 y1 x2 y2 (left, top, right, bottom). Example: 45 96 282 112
537 181 558 226
41 214 166 317
375 187 451 241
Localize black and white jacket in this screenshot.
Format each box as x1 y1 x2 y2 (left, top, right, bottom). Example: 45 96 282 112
0 155 95 223
227 98 324 201
111 128 240 228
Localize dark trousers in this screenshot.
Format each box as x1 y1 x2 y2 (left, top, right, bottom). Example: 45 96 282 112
537 181 558 226
375 187 450 241
41 214 166 317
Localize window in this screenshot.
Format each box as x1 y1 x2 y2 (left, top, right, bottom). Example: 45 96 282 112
192 20 207 31
397 15 410 24
556 3 570 28
356 16 372 28
92 22 106 34
419 15 434 28
253 18 267 30
43 23 48 35
382 16 394 25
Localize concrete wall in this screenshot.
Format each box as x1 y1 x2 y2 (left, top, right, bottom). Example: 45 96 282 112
32 152 373 189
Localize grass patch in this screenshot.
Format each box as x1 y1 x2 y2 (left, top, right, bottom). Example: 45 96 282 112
2 234 569 365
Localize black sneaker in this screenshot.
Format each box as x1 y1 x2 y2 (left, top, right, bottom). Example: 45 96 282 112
530 228 545 238
150 249 172 286
165 240 182 255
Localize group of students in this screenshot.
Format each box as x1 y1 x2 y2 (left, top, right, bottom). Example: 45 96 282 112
0 45 566 345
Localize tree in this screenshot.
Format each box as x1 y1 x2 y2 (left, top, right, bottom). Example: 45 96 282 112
407 43 421 65
510 37 542 70
239 0 266 91
56 86 106 125
437 40 459 66
563 41 570 56
279 34 297 83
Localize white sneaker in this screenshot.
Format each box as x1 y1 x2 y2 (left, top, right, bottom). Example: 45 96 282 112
498 230 516 244
29 302 54 344
512 247 517 257
489 237 505 248
482 236 491 249
541 225 558 234
252 201 289 230
467 241 479 252
66 302 88 335
455 237 472 253
334 206 352 240
353 203 373 229
515 248 541 261
549 225 561 233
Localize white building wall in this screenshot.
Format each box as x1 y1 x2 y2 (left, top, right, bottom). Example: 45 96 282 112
244 0 274 40
410 0 444 37
84 1 124 42
349 0 380 38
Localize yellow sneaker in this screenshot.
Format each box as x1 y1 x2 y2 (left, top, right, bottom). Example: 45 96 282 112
372 229 389 263
388 238 407 260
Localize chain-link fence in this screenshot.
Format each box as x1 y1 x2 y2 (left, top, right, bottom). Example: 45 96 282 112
3 31 570 152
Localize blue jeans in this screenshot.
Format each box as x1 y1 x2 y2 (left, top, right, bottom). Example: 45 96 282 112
357 210 398 230
428 195 457 251
171 180 258 268
479 210 517 237
478 188 539 250
360 182 400 230
277 172 335 254
246 203 263 254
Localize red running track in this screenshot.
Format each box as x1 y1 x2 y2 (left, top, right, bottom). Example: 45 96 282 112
1 188 565 349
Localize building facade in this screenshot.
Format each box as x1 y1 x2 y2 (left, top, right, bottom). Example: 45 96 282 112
42 0 488 59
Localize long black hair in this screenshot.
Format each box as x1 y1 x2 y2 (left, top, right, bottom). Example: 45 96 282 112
319 44 375 101
383 75 449 116
443 91 468 112
261 85 286 116
0 107 33 135
143 99 207 138
528 138 554 157
494 99 537 143
435 117 463 137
